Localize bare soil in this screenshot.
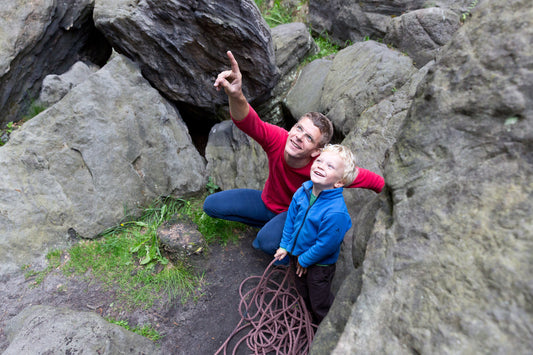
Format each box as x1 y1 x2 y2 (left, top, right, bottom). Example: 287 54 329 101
0 228 272 355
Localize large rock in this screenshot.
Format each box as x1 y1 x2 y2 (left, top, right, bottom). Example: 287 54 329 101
255 22 318 126
0 0 111 126
38 61 99 107
205 120 267 191
3 305 159 354
285 58 332 121
272 22 318 77
332 60 435 288
385 8 462 68
309 0 474 46
328 0 533 353
93 0 278 111
0 54 206 276
320 41 417 135
310 61 434 354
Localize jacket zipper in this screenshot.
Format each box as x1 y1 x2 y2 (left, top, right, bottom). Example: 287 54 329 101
289 189 315 253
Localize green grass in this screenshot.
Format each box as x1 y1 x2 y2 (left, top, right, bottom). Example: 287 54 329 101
47 194 248 311
63 197 203 309
304 32 341 63
180 197 248 245
46 193 248 338
106 317 163 341
255 0 307 28
1 100 46 146
23 249 62 287
253 0 341 62
24 100 46 120
461 0 479 22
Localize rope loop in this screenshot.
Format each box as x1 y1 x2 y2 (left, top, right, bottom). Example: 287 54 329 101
215 259 317 354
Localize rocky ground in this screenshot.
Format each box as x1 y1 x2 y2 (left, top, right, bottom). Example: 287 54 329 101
0 228 274 354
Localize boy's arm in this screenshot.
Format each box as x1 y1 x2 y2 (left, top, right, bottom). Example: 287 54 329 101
346 167 385 193
297 212 351 268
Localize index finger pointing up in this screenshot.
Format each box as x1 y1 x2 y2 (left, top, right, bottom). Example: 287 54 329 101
226 51 240 74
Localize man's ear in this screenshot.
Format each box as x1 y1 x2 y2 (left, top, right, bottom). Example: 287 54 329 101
310 148 321 158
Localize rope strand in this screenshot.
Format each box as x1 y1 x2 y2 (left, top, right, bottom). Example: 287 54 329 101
215 260 317 355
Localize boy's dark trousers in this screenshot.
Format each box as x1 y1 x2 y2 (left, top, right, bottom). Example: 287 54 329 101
290 256 336 324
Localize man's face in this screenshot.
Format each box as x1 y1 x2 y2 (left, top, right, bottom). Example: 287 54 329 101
310 150 345 190
284 117 322 161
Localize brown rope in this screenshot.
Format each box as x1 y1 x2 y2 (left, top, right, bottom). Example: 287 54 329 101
215 259 317 355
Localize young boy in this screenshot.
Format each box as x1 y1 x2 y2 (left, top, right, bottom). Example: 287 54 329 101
273 144 358 324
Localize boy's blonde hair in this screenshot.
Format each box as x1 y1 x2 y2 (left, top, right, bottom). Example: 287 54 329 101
321 144 358 186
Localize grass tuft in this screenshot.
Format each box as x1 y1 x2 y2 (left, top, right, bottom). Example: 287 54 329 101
106 317 163 341
255 0 307 28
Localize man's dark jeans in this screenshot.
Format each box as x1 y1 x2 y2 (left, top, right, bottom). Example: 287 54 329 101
203 189 287 258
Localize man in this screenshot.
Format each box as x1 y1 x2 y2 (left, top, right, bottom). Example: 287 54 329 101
204 51 384 259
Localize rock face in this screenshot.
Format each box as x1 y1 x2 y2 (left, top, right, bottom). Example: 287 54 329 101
0 0 111 126
3 305 159 354
308 0 471 57
326 0 533 353
254 22 318 125
385 7 461 68
285 58 332 121
205 120 268 191
272 22 318 77
93 0 278 111
0 54 206 275
38 61 99 107
320 41 417 135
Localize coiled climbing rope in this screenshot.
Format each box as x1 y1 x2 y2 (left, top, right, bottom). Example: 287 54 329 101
215 259 317 355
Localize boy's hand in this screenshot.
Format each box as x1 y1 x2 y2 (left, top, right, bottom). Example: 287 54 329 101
274 248 287 261
214 51 243 98
296 260 307 277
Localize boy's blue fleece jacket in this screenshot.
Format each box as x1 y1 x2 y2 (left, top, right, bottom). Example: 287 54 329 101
280 180 352 268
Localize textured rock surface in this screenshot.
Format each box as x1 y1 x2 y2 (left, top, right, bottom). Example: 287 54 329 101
38 61 98 107
157 215 207 264
3 305 159 355
205 120 268 191
385 8 461 68
272 22 318 77
254 22 318 126
94 0 277 111
308 0 472 45
1 0 531 353
0 54 205 276
285 58 332 121
320 41 416 134
0 0 110 125
330 0 533 353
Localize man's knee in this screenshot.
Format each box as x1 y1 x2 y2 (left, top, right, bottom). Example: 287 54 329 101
255 228 279 255
203 193 216 216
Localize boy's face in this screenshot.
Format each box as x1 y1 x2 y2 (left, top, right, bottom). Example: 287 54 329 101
284 117 322 161
310 150 345 190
